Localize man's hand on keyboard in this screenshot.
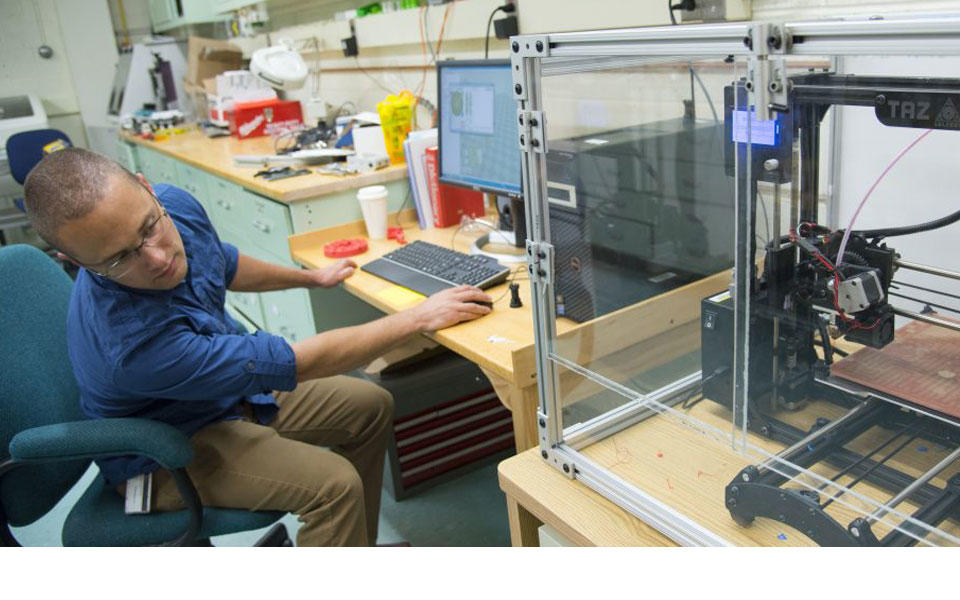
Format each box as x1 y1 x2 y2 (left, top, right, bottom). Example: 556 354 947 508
306 259 358 288
409 285 493 332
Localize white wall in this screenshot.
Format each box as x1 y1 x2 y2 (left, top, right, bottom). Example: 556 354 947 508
56 0 119 131
752 0 960 19
0 0 86 146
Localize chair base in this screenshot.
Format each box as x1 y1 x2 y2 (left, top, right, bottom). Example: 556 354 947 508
253 522 292 547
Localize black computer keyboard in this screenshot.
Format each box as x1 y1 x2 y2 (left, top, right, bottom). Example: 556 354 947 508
361 240 511 297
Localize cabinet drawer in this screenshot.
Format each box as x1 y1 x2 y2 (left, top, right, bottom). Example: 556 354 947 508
140 148 178 187
175 162 211 214
116 141 139 172
225 303 258 334
226 289 265 330
235 190 294 262
206 177 242 233
136 147 160 182
261 288 315 344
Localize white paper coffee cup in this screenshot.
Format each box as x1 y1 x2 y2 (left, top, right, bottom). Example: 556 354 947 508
357 185 389 240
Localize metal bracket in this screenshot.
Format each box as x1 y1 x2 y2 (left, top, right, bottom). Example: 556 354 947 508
526 240 554 286
537 443 577 479
511 34 550 58
746 23 791 120
527 109 546 153
517 109 532 151
510 54 526 101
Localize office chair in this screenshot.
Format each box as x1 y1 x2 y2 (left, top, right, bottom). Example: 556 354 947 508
0 244 290 546
2 129 72 246
5 129 73 186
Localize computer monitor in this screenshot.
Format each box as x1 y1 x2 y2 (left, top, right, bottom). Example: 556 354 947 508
437 59 522 199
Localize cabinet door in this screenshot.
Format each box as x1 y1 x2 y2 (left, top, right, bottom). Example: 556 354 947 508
214 0 260 13
260 288 315 344
137 148 160 183
175 162 211 214
235 190 295 263
148 0 176 29
116 141 139 173
226 289 265 330
225 302 258 334
206 176 241 233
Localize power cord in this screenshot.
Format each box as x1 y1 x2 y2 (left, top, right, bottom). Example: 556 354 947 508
668 0 696 25
484 3 516 59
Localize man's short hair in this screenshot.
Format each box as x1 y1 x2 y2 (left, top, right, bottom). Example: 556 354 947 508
23 147 140 251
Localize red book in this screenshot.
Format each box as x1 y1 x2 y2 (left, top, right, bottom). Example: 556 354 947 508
424 146 485 228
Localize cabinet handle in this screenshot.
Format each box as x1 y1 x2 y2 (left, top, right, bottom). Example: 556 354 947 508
252 220 270 233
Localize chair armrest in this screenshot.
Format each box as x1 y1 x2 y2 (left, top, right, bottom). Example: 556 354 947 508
8 418 193 470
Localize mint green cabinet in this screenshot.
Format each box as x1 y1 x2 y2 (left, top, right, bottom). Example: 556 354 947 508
205 175 241 227
175 162 211 214
234 190 295 261
225 288 265 329
214 0 260 13
138 147 178 187
225 303 258 334
116 139 139 173
260 288 314 344
149 0 225 32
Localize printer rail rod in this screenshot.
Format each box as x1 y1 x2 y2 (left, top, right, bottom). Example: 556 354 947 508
866 444 960 525
891 306 960 333
895 259 960 282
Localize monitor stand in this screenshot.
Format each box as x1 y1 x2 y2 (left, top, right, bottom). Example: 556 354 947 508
469 232 527 264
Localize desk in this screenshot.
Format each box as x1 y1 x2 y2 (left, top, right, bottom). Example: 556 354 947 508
498 447 677 546
289 213 730 452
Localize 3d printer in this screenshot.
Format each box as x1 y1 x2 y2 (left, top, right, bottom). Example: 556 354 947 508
516 17 960 547
700 70 960 546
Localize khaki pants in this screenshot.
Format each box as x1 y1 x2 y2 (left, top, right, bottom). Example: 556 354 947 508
148 376 393 546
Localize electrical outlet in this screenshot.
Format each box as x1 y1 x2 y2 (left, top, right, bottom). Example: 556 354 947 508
680 0 751 23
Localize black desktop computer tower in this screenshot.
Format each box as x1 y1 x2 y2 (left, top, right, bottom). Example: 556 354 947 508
543 117 735 323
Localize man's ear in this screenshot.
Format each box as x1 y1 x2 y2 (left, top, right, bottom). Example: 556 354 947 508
56 251 81 268
136 172 154 194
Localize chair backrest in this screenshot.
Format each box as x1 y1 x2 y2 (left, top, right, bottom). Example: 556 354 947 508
5 129 73 185
0 245 88 527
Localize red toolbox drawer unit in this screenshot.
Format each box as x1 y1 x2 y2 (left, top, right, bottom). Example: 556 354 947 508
229 98 303 139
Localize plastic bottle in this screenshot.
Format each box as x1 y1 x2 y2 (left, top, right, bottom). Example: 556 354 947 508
377 90 415 164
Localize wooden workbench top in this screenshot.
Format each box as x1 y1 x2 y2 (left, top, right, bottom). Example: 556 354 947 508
289 213 731 395
501 390 960 546
289 213 549 388
123 129 407 204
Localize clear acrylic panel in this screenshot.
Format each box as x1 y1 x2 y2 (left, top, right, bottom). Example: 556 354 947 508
537 57 740 431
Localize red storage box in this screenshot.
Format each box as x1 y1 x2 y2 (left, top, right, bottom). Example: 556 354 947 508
229 98 303 139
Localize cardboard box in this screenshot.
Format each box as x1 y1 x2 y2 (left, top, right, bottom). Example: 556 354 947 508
185 36 244 91
229 98 303 139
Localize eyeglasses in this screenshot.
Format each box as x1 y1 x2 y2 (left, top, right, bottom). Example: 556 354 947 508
84 195 170 279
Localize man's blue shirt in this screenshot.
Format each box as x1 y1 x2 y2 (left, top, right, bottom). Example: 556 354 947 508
67 184 298 486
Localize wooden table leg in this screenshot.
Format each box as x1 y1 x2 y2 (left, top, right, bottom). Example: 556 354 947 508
506 494 542 547
483 368 540 452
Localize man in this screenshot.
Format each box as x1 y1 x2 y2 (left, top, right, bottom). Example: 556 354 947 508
22 148 492 546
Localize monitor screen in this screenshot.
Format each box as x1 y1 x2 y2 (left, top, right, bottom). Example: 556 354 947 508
438 60 522 197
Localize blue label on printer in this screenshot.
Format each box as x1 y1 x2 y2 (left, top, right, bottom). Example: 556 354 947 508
731 109 780 146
